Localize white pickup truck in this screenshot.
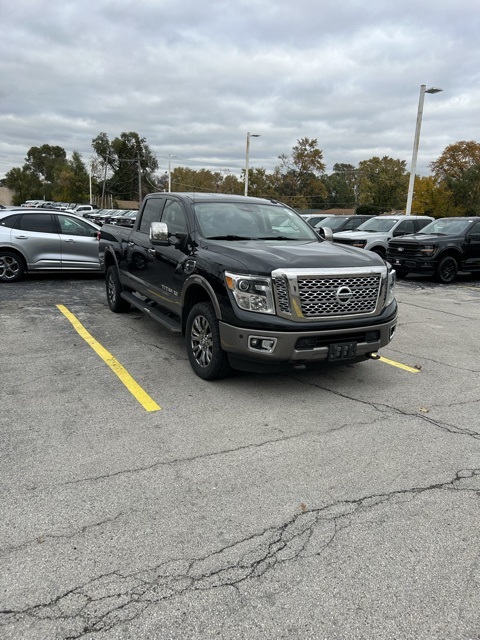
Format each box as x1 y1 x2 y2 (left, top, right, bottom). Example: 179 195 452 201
331 215 434 258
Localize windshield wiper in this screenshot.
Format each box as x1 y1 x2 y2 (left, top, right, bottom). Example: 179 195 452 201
256 235 292 240
207 235 254 240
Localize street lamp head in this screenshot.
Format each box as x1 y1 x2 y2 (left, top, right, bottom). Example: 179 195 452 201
425 87 443 94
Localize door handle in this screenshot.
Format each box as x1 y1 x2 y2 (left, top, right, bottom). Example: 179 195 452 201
14 235 28 239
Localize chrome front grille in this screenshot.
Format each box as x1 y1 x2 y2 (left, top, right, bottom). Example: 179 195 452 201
272 267 385 321
273 276 290 313
298 275 380 316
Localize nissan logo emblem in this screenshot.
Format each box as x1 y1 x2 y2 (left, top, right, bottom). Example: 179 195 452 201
336 285 353 304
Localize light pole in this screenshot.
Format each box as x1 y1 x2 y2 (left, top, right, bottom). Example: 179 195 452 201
245 132 260 196
168 154 177 193
405 84 443 216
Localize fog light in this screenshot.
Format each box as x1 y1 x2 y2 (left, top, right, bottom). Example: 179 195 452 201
248 336 277 353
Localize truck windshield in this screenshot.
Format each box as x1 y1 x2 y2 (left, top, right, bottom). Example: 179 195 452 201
355 218 399 233
417 219 471 235
193 202 318 241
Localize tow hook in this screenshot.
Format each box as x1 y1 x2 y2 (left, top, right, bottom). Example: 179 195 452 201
367 353 381 360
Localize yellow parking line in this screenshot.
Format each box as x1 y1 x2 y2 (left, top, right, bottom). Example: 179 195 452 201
374 354 421 373
56 305 161 412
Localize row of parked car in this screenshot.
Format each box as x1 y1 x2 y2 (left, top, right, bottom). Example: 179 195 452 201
302 212 480 283
0 201 479 284
83 208 138 227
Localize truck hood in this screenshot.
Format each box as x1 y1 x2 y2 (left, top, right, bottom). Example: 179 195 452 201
202 239 385 274
333 230 390 240
389 233 451 244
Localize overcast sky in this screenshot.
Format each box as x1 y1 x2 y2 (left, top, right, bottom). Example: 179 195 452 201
1 0 479 182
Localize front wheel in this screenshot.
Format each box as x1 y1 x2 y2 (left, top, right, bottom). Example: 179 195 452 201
186 302 231 380
435 256 458 284
106 265 131 312
0 251 25 283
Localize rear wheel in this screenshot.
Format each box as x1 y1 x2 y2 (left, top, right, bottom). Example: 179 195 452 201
0 251 25 283
186 302 231 380
106 265 131 312
435 256 458 284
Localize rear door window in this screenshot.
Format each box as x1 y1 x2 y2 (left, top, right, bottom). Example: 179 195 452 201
16 214 56 233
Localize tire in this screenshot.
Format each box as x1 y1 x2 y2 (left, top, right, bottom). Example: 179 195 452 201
435 256 458 284
106 265 131 312
0 251 25 283
186 302 231 380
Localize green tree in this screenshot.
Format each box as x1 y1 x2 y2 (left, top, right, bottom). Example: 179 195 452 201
4 166 43 205
53 151 91 203
242 167 274 198
322 163 357 209
271 137 327 209
92 132 158 202
24 144 67 184
357 156 409 212
430 141 480 215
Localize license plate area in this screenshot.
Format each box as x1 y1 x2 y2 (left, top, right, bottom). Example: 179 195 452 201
393 258 402 265
328 342 357 360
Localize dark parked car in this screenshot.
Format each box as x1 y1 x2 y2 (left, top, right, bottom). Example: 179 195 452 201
387 216 480 283
109 210 138 227
0 209 101 282
313 215 376 232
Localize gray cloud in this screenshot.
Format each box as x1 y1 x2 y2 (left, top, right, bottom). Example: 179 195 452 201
1 0 479 180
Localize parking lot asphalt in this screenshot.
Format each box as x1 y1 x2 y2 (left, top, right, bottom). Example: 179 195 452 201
1 273 480 640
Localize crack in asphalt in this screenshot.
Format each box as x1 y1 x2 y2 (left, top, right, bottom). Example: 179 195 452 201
1 469 479 639
289 376 480 439
0 513 126 556
56 430 317 488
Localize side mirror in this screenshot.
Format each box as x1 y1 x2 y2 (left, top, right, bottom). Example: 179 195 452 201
316 226 334 242
150 221 169 245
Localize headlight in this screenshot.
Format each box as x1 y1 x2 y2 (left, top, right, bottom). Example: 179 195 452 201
225 272 275 314
386 268 396 306
352 240 367 248
420 245 436 255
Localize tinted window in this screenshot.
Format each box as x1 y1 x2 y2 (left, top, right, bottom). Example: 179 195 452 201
16 214 56 233
0 215 20 228
161 200 188 234
468 221 480 235
139 198 164 234
415 218 434 232
395 220 415 235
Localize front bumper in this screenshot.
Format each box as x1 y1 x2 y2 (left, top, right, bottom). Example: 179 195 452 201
388 254 438 274
219 308 397 372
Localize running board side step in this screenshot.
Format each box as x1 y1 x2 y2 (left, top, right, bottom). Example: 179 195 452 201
121 292 182 333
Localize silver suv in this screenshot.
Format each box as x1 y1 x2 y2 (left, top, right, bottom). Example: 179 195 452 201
331 215 434 258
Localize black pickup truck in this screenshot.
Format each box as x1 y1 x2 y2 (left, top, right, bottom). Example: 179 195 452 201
98 193 397 379
387 216 480 283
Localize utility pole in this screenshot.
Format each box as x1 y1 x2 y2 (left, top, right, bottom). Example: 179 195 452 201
137 156 142 207
101 154 109 209
245 132 260 196
405 85 443 215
